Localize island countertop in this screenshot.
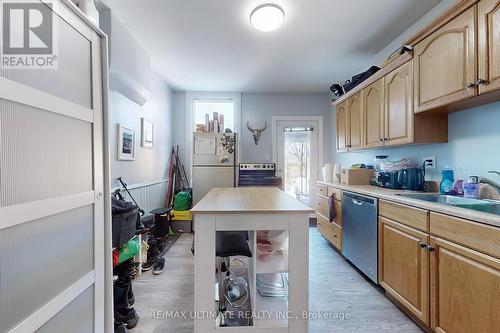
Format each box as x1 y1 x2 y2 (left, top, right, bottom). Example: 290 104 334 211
191 187 314 214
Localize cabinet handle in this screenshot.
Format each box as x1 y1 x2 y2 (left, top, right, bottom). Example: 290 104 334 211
476 79 488 86
418 241 427 248
333 234 337 238
427 245 435 252
466 82 476 89
379 138 384 142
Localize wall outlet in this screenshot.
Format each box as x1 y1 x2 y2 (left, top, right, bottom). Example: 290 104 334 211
423 156 437 169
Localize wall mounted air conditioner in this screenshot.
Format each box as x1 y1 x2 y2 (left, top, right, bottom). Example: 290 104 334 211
99 5 151 106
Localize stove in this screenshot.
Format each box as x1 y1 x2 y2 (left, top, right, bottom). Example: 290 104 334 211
238 163 283 188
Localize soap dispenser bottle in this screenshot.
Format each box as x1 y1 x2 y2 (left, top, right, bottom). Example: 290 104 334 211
440 168 455 195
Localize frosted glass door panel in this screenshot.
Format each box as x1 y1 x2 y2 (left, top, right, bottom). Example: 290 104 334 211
0 3 92 108
0 205 94 332
0 99 93 207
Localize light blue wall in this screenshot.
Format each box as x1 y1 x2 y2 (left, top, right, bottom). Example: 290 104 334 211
241 93 331 163
171 92 332 165
330 100 500 181
109 73 174 186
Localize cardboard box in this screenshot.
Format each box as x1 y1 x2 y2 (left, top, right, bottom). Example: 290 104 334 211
341 168 374 185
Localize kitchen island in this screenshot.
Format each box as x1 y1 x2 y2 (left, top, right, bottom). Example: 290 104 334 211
191 187 314 333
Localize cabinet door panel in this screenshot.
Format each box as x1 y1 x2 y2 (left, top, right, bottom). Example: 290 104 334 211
430 237 500 333
478 0 500 93
385 61 413 146
379 217 430 325
336 102 348 152
414 7 477 112
363 79 384 149
347 92 363 151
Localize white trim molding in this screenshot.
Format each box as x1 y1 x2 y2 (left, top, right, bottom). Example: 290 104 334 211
271 115 324 169
0 77 94 123
0 191 95 230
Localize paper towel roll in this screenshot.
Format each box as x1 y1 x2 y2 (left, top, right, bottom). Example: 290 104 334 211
333 163 342 184
323 163 334 183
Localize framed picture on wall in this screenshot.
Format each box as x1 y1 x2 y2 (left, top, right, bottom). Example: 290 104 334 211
141 118 154 148
117 124 136 160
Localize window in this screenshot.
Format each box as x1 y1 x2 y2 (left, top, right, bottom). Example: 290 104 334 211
193 100 235 132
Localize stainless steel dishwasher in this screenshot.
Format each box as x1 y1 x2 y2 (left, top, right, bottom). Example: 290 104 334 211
342 191 378 283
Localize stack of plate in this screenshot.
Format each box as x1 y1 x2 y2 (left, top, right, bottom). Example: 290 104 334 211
257 273 288 298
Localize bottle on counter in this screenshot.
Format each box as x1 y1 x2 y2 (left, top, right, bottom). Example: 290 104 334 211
463 176 480 199
440 168 455 195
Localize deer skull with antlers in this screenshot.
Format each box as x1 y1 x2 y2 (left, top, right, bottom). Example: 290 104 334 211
247 121 267 145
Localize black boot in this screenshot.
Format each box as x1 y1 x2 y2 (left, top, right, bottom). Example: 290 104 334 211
115 307 139 329
128 284 135 306
114 320 128 333
114 284 130 310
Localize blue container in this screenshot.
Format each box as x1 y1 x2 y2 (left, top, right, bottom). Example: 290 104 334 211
440 169 455 195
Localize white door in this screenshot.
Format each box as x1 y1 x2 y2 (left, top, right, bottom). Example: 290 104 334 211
0 2 107 332
274 117 323 207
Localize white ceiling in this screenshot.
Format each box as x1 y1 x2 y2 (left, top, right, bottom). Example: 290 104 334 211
102 0 441 93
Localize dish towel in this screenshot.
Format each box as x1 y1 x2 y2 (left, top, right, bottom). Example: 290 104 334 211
328 193 337 222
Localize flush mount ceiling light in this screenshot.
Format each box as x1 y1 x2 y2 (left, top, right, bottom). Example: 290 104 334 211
250 3 285 32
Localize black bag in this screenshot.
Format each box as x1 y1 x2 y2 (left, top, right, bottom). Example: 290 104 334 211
111 195 138 248
343 66 380 93
329 84 345 99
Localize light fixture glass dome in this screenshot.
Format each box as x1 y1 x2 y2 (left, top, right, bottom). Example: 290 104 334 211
250 3 285 32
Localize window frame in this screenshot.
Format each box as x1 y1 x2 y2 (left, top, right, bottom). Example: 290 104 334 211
185 92 241 183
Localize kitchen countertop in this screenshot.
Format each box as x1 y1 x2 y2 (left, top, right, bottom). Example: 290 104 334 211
318 181 500 228
191 187 314 214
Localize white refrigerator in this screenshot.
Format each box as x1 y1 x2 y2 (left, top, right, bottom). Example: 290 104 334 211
192 132 237 205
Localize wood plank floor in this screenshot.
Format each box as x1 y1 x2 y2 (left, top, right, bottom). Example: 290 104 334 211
131 228 423 333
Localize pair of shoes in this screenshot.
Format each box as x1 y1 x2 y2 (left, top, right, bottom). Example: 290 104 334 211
141 257 158 271
153 257 166 275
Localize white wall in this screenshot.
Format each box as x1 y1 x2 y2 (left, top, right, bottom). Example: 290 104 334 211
329 0 500 181
172 92 332 166
109 73 174 187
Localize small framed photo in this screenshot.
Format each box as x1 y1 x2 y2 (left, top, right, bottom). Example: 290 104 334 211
117 124 136 160
141 118 154 149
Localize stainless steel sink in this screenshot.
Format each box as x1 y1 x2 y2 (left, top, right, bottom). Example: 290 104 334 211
396 193 499 215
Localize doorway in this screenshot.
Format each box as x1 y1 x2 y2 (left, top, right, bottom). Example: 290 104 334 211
273 116 323 207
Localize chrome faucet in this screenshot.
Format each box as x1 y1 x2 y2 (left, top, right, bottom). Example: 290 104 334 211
479 171 500 194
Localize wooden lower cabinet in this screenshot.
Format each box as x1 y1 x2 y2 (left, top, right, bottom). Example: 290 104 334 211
378 217 430 326
430 236 500 333
317 213 341 251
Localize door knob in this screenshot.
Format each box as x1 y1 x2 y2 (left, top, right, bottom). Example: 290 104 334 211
465 82 476 89
427 245 435 252
418 241 427 248
476 79 488 86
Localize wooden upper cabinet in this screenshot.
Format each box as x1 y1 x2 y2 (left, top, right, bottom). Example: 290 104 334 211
363 79 385 149
478 0 500 94
347 92 363 151
336 102 348 152
379 217 430 326
384 61 413 146
414 6 477 112
430 237 500 333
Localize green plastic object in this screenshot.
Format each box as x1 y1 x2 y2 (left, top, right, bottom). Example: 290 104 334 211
173 191 191 211
118 236 140 264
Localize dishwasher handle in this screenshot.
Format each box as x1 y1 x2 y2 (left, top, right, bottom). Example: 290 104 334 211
352 199 363 206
